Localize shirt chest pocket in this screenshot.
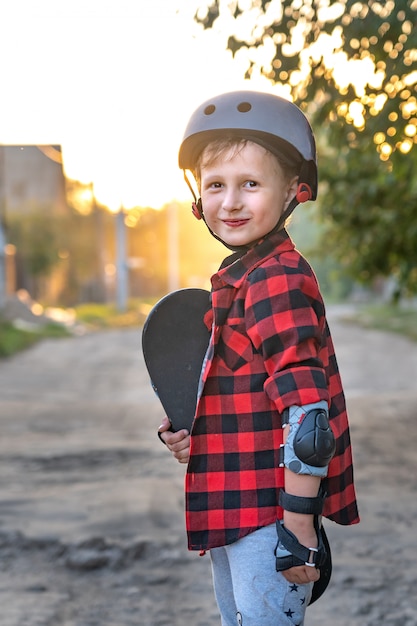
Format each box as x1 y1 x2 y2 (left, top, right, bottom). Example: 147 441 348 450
216 325 254 371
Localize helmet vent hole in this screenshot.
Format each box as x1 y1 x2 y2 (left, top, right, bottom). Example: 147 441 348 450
237 101 252 113
204 105 216 115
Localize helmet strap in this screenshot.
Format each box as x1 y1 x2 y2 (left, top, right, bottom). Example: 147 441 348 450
274 168 314 231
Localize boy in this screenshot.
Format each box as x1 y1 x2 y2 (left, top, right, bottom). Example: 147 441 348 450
159 91 359 625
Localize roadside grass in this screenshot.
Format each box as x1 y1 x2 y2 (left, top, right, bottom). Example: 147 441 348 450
0 320 70 358
74 299 154 330
0 298 157 358
341 303 417 342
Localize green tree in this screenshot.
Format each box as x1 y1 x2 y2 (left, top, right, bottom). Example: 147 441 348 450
8 211 64 299
195 0 417 296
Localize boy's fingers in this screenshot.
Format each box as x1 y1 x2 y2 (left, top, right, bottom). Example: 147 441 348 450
283 565 320 584
158 416 172 432
168 434 190 450
164 431 189 449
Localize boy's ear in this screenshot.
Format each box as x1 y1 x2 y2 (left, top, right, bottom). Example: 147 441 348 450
284 177 300 209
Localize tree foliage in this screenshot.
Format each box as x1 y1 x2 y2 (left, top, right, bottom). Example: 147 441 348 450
195 0 417 296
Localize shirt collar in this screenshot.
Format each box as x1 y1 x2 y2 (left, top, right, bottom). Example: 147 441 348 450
211 229 295 290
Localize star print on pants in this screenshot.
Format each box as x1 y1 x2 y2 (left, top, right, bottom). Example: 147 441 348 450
285 608 295 618
289 584 299 592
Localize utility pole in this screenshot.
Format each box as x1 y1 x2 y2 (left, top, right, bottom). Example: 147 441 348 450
91 183 107 303
115 206 128 312
167 202 180 292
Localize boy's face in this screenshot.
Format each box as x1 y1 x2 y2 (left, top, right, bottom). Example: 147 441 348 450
199 141 298 248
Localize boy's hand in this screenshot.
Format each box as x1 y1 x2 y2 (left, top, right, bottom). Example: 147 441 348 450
158 416 190 464
282 563 320 585
280 511 320 585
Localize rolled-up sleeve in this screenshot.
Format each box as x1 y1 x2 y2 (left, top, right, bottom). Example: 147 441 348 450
245 262 329 413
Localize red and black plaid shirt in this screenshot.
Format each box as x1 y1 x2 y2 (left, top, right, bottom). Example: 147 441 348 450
186 230 359 551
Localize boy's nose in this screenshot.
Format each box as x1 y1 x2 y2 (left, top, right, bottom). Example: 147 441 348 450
221 188 243 212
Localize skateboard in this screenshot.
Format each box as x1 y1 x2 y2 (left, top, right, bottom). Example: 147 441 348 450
142 288 211 432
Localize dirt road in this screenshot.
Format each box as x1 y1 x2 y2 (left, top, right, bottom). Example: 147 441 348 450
0 308 416 625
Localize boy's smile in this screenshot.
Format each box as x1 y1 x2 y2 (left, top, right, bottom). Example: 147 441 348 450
200 141 298 248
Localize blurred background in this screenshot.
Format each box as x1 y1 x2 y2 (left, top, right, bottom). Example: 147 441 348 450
0 5 416 624
0 0 416 344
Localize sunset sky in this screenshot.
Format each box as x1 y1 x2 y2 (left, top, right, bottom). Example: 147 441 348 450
0 0 278 210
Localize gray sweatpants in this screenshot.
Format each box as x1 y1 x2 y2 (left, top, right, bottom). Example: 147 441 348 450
210 524 313 626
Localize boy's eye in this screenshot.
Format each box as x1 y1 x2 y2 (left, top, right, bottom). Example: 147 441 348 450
244 180 257 188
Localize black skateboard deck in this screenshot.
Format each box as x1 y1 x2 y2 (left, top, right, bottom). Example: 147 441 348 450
142 288 211 432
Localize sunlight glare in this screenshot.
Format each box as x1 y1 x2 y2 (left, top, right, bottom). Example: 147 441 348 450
0 0 275 212
1 0 415 207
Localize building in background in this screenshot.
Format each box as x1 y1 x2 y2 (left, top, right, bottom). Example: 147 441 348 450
0 145 69 306
0 145 67 216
